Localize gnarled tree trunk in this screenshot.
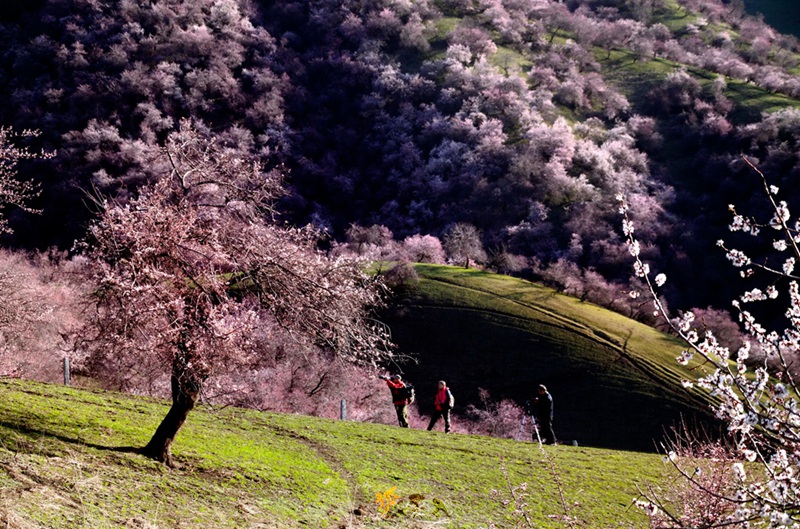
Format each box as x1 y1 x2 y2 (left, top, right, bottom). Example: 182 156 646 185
141 353 203 467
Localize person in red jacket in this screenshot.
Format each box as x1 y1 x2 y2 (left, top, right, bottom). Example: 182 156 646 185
427 380 453 433
380 374 410 427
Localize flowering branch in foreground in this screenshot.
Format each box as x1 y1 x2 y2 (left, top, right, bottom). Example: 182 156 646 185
0 127 49 234
618 157 800 528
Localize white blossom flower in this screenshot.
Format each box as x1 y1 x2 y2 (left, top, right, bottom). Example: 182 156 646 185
770 201 791 229
654 273 667 287
634 499 659 517
741 288 767 303
767 286 779 299
677 350 694 365
729 214 759 235
679 311 695 332
774 240 788 251
622 219 635 236
784 257 795 276
733 462 746 481
726 249 751 267
742 449 757 462
769 510 791 526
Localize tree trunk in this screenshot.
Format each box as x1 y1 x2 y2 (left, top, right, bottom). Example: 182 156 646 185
141 354 202 466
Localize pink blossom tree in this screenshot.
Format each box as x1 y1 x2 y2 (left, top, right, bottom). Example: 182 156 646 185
0 129 70 380
0 250 83 381
400 234 446 264
79 124 393 465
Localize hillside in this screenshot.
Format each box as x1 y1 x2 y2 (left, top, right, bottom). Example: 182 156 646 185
2 0 800 318
744 0 800 38
382 264 718 452
0 379 665 528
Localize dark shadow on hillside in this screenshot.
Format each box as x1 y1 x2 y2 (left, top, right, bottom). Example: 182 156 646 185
382 300 721 453
0 420 142 455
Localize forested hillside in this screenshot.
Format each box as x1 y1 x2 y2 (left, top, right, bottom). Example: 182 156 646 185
744 0 800 39
1 0 800 318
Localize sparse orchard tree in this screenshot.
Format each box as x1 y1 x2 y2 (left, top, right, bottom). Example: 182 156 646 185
345 223 394 256
622 158 800 528
443 222 487 268
400 234 446 264
78 124 393 466
486 245 526 275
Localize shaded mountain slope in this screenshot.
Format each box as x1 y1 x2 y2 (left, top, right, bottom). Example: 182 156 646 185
383 264 718 452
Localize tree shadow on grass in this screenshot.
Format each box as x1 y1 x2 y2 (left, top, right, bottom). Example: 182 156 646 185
0 419 143 456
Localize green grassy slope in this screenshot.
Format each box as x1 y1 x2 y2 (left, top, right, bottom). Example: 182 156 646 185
585 0 800 122
0 379 664 528
383 265 718 452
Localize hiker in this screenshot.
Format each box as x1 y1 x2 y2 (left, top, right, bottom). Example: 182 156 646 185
427 380 454 433
533 384 556 445
380 374 411 428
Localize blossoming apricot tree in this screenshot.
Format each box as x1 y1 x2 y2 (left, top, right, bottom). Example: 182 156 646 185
0 127 42 233
620 157 800 528
79 124 393 465
0 128 68 379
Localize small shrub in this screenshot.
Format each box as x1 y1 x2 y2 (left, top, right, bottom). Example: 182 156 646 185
383 261 420 290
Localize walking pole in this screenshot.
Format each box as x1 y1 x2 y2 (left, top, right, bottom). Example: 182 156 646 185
531 415 543 448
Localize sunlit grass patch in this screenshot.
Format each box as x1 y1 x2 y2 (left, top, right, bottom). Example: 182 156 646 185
0 378 666 528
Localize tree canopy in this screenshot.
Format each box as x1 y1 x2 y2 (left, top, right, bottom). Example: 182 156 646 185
79 124 393 465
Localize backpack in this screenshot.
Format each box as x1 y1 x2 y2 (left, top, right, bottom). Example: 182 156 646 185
444 388 454 409
403 384 415 404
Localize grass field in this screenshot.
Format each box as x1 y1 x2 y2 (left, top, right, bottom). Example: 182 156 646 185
0 379 667 528
382 264 718 453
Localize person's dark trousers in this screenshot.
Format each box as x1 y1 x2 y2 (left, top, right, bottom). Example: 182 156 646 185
394 405 409 427
427 409 451 432
537 419 556 445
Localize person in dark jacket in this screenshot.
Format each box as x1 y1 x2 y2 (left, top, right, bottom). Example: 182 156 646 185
533 384 556 445
427 380 453 433
380 374 410 427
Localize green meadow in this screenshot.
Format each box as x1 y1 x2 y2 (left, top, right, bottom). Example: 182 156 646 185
0 379 665 528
